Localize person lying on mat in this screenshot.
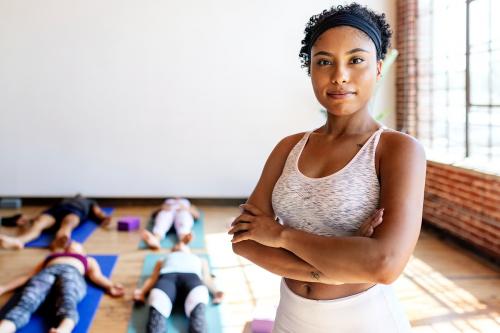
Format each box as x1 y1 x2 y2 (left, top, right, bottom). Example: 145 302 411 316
0 194 112 250
0 241 124 333
133 242 223 333
141 197 201 250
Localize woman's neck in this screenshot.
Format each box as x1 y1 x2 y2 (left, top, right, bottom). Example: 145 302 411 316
322 108 378 137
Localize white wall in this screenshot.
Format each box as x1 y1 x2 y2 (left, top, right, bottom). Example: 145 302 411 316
0 0 396 197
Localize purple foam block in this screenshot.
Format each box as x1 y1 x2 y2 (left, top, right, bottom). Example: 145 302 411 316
251 319 274 333
117 216 140 231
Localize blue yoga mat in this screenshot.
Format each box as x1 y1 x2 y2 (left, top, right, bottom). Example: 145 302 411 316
26 207 114 248
138 211 206 249
127 253 222 333
0 255 118 333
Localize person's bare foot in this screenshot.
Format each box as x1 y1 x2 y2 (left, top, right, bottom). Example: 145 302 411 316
50 234 69 251
49 318 75 333
0 235 23 250
0 319 16 333
141 230 161 250
180 232 193 245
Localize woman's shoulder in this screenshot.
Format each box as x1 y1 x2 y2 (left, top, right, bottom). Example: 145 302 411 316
378 129 426 163
380 129 424 149
274 131 309 153
259 131 310 185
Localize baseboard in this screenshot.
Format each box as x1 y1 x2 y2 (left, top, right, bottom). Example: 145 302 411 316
6 197 247 207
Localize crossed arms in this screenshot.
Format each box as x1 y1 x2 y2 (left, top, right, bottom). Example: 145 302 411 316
231 131 426 285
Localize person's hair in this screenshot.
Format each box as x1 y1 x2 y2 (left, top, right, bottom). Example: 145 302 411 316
299 3 392 75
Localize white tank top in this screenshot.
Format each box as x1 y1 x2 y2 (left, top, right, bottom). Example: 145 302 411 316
272 127 387 237
160 251 203 278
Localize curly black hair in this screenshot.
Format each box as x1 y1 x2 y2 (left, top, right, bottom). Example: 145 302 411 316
299 3 392 75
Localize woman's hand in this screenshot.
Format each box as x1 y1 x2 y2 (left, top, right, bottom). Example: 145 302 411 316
133 288 146 303
212 291 224 305
355 208 384 237
228 203 284 247
100 216 113 229
107 282 125 297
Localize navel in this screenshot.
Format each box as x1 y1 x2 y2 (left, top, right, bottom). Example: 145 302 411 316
301 283 312 295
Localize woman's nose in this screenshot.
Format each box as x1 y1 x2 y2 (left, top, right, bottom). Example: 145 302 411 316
331 65 348 84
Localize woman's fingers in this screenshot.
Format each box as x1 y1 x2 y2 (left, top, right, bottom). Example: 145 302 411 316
370 208 384 222
367 209 384 226
231 231 252 243
230 213 255 227
359 224 370 237
240 203 263 216
228 222 252 235
357 215 375 236
356 209 384 237
372 215 383 228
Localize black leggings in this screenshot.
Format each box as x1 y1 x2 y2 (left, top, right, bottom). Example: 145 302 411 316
146 273 208 333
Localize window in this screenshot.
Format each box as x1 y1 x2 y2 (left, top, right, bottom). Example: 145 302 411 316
417 0 499 174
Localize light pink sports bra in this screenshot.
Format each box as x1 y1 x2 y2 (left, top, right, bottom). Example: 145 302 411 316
272 127 388 237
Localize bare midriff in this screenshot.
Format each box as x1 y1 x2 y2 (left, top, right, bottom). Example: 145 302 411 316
284 278 376 300
46 257 85 275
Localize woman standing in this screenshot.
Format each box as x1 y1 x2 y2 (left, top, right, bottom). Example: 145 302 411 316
229 3 425 332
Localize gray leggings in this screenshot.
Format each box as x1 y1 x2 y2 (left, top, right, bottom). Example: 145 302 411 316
4 264 86 330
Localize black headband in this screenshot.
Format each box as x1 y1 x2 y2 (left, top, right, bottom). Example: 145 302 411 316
309 13 382 58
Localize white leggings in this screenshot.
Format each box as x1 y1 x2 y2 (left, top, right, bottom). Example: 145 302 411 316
152 209 194 239
273 279 412 333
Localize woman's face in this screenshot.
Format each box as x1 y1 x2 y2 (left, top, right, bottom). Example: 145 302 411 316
310 26 382 117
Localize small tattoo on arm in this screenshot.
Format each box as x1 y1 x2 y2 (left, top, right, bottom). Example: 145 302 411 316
311 271 321 280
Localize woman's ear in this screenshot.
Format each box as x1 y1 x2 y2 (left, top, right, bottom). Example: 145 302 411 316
376 60 383 79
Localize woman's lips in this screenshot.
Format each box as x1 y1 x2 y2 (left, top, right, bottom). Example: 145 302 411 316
327 92 356 100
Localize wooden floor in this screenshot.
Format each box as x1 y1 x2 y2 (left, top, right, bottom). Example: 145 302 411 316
1 205 499 333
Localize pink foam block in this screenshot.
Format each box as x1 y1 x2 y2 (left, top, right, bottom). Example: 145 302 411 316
117 216 140 231
251 319 274 333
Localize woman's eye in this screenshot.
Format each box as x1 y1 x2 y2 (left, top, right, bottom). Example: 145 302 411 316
351 57 364 64
317 59 332 66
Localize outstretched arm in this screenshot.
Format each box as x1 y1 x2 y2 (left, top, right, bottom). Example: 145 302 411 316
189 205 201 220
200 259 224 304
133 259 163 303
86 257 124 297
91 203 112 228
0 261 44 296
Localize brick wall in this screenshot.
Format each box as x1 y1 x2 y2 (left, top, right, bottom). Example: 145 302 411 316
424 162 500 260
396 1 500 261
395 0 418 136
